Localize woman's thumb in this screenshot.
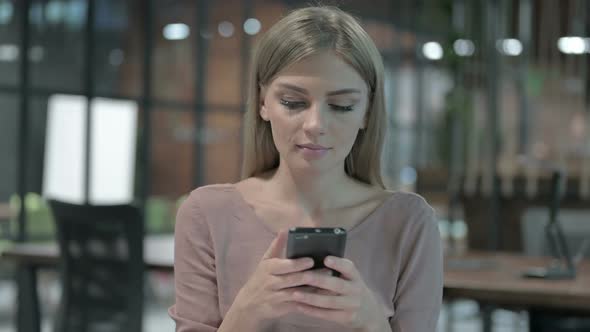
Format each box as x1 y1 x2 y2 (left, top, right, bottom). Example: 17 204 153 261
262 230 287 260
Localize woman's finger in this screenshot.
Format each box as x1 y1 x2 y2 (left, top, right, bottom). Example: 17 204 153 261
292 290 357 310
272 271 309 290
302 271 355 295
268 257 315 275
262 230 288 260
296 304 356 324
324 256 359 280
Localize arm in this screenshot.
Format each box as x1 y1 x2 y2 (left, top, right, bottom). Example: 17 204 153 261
169 191 221 332
217 302 264 332
170 191 315 331
389 206 443 332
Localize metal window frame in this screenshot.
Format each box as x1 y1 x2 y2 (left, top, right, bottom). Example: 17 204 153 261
5 0 245 241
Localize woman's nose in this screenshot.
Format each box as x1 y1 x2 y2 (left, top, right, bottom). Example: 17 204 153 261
302 104 327 136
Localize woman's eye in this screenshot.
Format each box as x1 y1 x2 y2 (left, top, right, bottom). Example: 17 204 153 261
329 104 354 112
280 99 307 110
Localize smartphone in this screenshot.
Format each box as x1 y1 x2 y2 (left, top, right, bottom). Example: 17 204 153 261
286 227 347 271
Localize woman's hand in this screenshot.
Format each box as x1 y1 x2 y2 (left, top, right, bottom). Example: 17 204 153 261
225 231 315 329
292 256 392 332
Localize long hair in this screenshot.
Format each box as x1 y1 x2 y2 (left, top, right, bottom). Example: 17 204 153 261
241 6 386 188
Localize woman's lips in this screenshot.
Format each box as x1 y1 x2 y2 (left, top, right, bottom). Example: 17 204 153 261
297 143 329 149
296 144 331 159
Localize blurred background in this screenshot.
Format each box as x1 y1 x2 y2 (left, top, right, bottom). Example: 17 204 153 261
0 0 589 331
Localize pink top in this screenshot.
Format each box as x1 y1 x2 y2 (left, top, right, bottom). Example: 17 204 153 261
169 184 443 332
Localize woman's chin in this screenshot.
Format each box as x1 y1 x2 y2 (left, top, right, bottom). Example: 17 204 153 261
288 159 339 176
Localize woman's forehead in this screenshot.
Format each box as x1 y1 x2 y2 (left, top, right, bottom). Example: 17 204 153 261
270 53 368 95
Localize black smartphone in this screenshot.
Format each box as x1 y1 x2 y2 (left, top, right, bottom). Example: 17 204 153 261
286 227 347 271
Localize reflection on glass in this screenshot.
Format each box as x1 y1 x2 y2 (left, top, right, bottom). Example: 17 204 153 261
150 109 196 198
243 18 261 35
0 93 18 201
0 2 20 84
163 23 190 41
204 111 242 184
152 1 197 103
29 0 86 91
0 1 14 25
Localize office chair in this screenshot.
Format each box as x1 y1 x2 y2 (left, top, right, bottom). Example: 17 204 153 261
49 200 144 332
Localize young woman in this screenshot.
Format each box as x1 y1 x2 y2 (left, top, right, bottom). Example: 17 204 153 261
169 6 442 332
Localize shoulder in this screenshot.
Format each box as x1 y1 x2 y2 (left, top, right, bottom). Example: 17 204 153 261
386 192 442 273
190 183 237 196
182 183 238 210
386 191 435 219
383 191 438 235
175 183 241 230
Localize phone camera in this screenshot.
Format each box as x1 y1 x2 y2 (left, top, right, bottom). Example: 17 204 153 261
334 228 343 234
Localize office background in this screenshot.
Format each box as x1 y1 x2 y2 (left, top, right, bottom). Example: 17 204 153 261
0 0 589 331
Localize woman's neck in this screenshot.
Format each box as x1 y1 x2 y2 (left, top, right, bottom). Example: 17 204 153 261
265 162 360 217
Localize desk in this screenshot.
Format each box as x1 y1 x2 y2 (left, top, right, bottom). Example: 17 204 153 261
4 243 590 332
445 251 590 331
1 235 175 332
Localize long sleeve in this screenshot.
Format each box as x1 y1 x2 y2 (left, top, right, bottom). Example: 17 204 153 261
389 205 443 332
169 191 221 332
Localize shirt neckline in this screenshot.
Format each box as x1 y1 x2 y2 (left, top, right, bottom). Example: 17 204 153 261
225 183 396 237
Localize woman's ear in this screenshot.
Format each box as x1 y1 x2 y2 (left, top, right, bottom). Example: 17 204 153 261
259 85 270 121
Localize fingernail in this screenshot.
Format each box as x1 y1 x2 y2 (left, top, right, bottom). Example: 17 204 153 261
325 257 333 265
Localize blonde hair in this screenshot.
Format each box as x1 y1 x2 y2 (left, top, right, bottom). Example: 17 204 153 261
241 6 386 188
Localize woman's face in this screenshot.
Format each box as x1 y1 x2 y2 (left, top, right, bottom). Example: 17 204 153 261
260 51 370 175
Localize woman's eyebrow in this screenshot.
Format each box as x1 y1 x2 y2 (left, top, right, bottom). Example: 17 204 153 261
277 83 308 94
326 88 362 96
277 83 361 96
